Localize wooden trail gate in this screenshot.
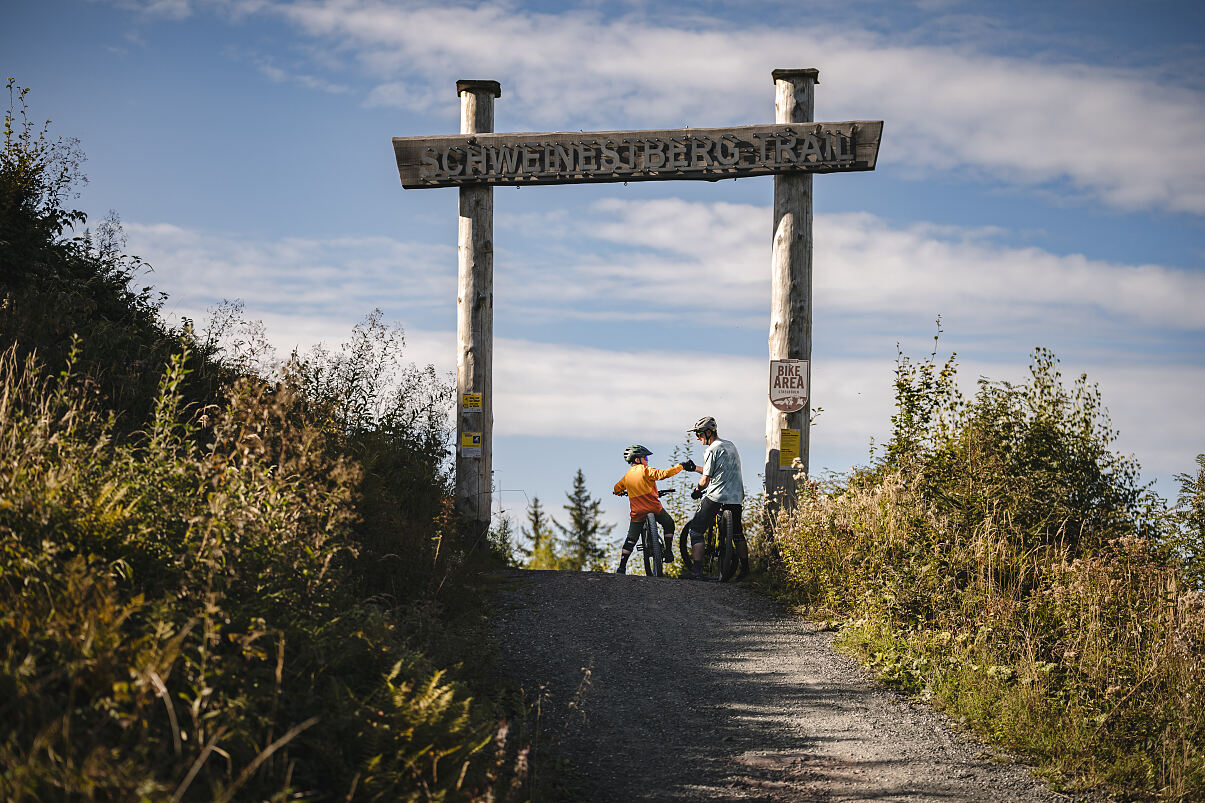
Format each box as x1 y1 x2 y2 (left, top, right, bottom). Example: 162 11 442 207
392 70 883 539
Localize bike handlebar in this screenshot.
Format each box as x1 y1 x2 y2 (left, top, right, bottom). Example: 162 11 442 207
615 488 677 497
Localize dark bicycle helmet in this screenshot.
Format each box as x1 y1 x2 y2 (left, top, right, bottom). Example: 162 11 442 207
623 444 653 464
689 416 718 434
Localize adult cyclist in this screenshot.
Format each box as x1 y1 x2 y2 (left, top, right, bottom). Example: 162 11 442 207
681 416 749 581
612 444 695 574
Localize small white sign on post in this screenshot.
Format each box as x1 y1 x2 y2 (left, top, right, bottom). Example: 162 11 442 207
769 359 809 413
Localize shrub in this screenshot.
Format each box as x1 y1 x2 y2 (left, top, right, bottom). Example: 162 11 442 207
1169 455 1205 590
1 81 235 439
281 310 459 602
0 83 523 800
768 341 1205 799
0 347 513 799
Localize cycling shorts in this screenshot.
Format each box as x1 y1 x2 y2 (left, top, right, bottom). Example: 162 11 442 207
623 508 675 548
686 498 743 544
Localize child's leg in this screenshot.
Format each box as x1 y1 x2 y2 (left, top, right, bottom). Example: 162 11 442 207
617 519 642 573
655 509 675 560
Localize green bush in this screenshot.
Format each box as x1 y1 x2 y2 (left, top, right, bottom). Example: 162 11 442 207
768 340 1205 800
1 80 235 440
0 346 516 799
0 82 525 801
280 311 460 603
1170 455 1205 590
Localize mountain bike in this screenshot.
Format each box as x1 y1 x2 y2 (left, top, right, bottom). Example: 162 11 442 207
678 506 738 581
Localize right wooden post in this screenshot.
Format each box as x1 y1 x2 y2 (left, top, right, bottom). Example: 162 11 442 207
764 68 818 516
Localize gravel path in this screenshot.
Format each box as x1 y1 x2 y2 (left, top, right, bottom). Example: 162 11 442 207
491 568 1075 802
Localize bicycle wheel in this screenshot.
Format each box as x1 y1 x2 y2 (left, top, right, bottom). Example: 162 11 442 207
719 509 737 581
642 513 662 577
678 527 692 567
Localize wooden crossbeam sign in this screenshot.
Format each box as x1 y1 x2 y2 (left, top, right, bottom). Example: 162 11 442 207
393 121 882 188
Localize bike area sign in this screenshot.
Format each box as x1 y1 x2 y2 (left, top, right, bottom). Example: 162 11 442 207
392 71 883 533
770 359 809 471
770 359 809 413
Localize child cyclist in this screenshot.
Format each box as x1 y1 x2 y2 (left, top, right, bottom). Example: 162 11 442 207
612 444 696 574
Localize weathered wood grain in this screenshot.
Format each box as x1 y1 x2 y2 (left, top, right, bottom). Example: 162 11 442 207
393 121 882 189
765 71 817 511
456 81 497 536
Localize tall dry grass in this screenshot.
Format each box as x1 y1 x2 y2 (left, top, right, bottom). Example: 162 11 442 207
766 343 1205 799
0 344 522 800
1 81 529 801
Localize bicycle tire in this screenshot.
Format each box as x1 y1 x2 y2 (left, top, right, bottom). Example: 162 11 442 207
641 513 663 577
652 515 664 576
719 509 738 581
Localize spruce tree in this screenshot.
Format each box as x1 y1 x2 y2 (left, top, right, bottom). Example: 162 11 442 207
522 495 566 569
488 513 518 567
555 469 612 571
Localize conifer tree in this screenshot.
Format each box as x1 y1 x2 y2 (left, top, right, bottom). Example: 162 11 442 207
523 496 550 554
522 495 567 569
555 469 612 571
488 513 518 567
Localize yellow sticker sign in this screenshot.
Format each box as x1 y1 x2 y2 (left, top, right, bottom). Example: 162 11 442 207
461 392 483 411
779 428 800 468
460 431 482 457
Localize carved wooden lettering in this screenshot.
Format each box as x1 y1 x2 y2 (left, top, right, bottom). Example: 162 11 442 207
394 121 882 188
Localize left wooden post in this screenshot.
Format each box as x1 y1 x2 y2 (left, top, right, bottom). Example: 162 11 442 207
455 79 501 541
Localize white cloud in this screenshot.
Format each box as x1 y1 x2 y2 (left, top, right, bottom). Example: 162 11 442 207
364 82 443 111
108 0 193 19
490 339 1205 497
254 57 351 94
501 199 1205 340
99 0 1205 212
124 221 456 324
126 203 1205 358
207 0 1205 214
120 212 1204 499
493 339 763 442
812 212 1205 333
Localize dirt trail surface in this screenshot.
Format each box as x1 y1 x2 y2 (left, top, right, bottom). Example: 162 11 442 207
491 569 1071 802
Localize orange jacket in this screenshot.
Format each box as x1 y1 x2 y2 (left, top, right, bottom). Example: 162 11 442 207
614 463 683 521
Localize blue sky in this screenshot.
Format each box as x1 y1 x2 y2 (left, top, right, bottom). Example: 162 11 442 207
5 0 1204 545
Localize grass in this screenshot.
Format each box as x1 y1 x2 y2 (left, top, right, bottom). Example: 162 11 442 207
759 343 1205 800
1 81 531 799
0 344 530 800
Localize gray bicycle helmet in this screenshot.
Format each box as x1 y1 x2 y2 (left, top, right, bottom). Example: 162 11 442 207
623 444 653 463
689 416 718 435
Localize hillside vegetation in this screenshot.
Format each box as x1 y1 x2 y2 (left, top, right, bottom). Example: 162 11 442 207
764 334 1205 800
7 78 1204 802
1 82 522 801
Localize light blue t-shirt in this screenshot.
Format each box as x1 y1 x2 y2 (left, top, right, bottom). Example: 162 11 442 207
702 437 744 504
